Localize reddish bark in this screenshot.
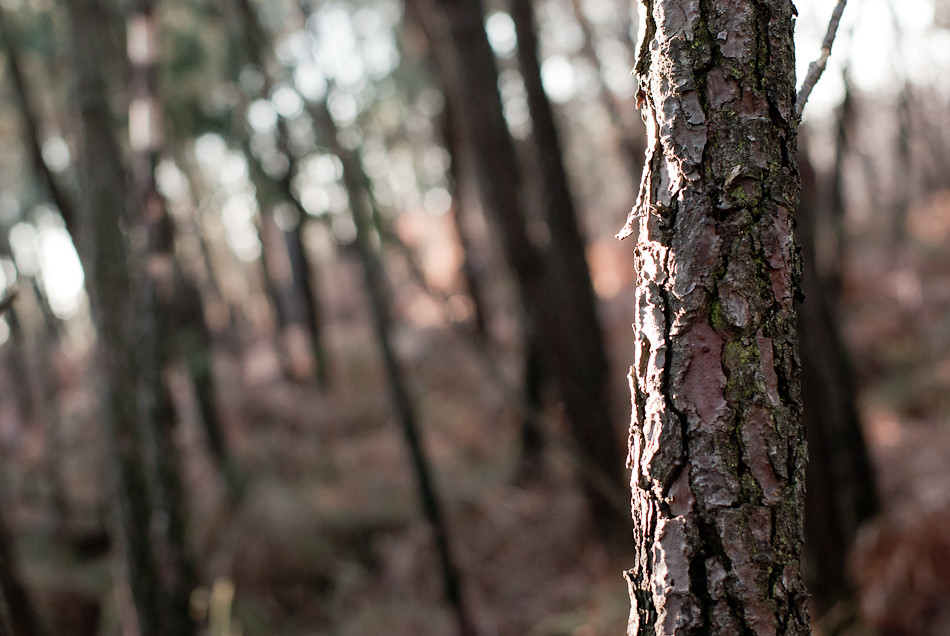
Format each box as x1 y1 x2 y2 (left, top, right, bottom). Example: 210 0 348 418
624 0 810 632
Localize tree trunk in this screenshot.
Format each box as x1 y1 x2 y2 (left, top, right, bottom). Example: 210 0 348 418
127 3 198 632
224 0 330 387
314 103 477 636
826 68 853 293
568 0 646 183
798 139 877 622
408 0 628 543
0 509 42 636
441 98 490 339
623 0 810 632
510 0 625 531
0 8 77 234
63 0 165 630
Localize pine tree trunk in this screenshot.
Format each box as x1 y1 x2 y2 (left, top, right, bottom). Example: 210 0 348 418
225 0 330 386
128 3 198 631
510 0 625 537
409 0 628 542
63 0 166 630
0 509 42 636
624 0 810 632
315 104 477 636
798 139 877 620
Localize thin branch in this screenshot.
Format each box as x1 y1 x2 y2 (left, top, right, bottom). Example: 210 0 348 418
796 0 849 118
0 9 78 234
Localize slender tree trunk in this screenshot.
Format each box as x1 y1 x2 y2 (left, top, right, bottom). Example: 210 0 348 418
408 0 628 542
62 0 165 630
827 68 853 294
891 82 912 246
127 3 198 632
174 278 245 501
510 0 625 534
0 8 77 234
224 0 330 387
517 331 546 479
798 140 877 622
624 0 810 632
170 150 245 501
274 117 330 388
441 98 490 338
314 104 477 636
0 509 42 636
568 0 646 182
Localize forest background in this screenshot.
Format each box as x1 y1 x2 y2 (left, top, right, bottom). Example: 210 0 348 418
1 0 950 634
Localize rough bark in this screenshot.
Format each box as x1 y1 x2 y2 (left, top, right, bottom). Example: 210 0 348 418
623 0 810 633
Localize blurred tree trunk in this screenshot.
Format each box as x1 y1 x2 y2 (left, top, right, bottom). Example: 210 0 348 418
63 0 167 631
126 2 198 632
314 103 477 636
623 0 809 632
404 2 546 477
6 286 71 545
224 0 330 387
0 493 42 636
0 8 77 234
509 0 624 515
4 302 34 425
173 277 245 500
799 139 877 626
568 0 646 182
441 98 490 339
407 0 628 544
827 68 854 293
891 81 913 246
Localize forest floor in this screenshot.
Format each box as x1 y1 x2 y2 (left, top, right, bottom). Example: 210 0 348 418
5 200 950 635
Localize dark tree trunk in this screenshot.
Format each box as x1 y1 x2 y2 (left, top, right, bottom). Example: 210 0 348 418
0 509 42 636
441 98 490 339
174 278 246 501
624 0 810 632
224 0 330 387
313 104 476 636
567 0 646 183
0 8 77 234
63 0 165 631
408 0 628 543
827 69 854 293
127 3 198 632
798 140 877 622
4 305 34 425
168 149 245 501
510 0 625 536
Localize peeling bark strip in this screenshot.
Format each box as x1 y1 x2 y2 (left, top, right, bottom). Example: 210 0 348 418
622 0 810 633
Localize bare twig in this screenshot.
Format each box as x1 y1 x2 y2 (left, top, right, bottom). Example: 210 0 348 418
796 0 849 117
